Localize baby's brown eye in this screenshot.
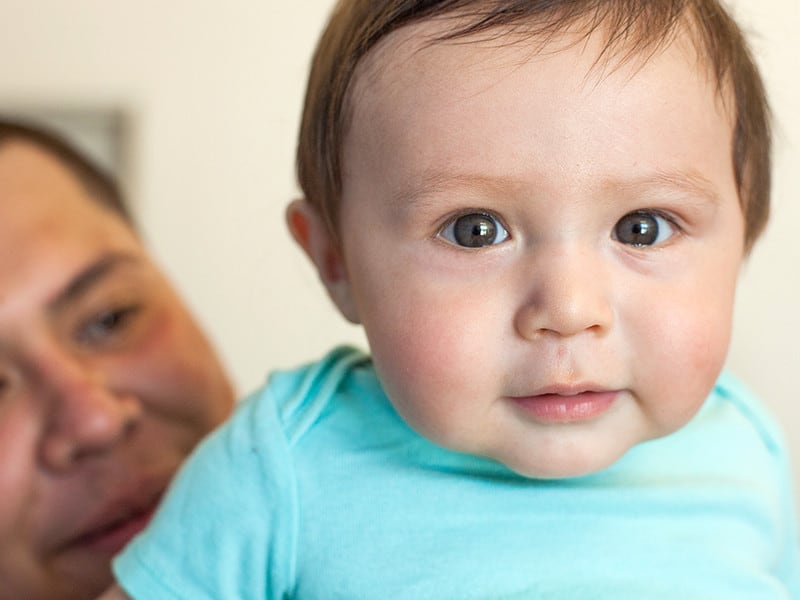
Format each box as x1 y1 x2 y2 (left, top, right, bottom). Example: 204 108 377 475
440 213 509 248
614 211 673 247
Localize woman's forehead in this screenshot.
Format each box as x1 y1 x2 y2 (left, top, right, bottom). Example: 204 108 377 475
0 143 145 316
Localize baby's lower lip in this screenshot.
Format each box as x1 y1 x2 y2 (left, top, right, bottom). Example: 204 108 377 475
510 391 618 423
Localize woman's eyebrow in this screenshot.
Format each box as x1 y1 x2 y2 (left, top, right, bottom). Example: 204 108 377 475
50 253 140 312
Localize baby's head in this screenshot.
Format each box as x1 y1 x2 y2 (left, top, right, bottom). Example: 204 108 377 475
296 0 769 248
288 0 771 478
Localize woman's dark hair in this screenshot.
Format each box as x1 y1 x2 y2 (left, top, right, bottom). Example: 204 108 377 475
0 117 134 227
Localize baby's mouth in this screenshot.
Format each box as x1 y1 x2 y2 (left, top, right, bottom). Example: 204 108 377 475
509 389 619 423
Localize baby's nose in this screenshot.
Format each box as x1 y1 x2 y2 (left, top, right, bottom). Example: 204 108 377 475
514 245 614 340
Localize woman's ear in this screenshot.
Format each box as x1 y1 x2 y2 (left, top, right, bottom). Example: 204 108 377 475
286 199 360 323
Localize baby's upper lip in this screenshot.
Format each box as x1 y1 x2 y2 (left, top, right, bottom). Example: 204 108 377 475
513 383 612 397
55 473 167 552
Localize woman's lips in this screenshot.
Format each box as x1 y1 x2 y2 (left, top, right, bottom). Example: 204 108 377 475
510 390 619 423
55 476 168 557
68 502 158 555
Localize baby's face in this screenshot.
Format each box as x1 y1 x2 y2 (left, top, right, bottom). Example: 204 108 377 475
337 22 745 477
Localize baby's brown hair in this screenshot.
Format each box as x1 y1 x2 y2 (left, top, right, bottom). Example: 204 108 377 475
297 0 770 251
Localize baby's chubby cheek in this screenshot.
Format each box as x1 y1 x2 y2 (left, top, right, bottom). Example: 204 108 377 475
366 300 506 447
641 300 733 433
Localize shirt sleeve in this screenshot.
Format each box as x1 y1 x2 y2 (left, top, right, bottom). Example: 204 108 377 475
774 432 800 594
112 386 298 600
721 373 800 593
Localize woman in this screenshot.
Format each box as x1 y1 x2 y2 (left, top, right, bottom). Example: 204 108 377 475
0 119 235 599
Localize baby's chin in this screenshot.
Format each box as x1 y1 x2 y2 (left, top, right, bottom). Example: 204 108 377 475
476 437 643 481
497 457 620 481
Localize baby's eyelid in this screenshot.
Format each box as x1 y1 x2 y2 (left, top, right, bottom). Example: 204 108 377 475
438 208 499 227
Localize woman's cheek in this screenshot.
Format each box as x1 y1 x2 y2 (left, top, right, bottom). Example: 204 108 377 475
0 413 38 535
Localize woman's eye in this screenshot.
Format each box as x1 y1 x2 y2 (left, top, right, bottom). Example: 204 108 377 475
439 212 509 248
614 211 675 247
78 306 140 345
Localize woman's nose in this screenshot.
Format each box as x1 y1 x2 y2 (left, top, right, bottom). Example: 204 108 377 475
36 350 142 472
514 244 614 340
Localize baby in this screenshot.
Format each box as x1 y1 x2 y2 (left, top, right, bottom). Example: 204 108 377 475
108 0 799 597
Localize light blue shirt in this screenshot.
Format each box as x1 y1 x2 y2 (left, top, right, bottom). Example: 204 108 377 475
114 346 800 598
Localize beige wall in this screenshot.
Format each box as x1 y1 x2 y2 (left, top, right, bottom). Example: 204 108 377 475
1 1 798 502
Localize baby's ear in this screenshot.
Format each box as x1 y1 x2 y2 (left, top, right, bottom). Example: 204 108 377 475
286 199 360 323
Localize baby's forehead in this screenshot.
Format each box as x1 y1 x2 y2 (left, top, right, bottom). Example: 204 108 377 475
346 11 720 122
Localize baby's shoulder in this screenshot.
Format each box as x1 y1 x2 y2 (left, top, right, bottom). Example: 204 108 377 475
234 345 376 445
709 370 787 456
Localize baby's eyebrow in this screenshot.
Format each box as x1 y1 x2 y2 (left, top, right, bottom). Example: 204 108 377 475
394 170 521 207
394 167 723 209
613 169 722 205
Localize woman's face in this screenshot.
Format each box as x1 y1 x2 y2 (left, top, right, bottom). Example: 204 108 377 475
0 141 235 599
